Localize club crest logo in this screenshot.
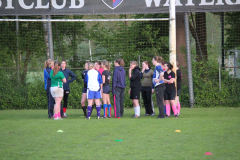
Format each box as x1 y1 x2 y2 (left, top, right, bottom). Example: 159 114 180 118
102 0 124 10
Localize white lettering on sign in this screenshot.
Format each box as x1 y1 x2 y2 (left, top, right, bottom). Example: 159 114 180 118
145 0 183 7
19 0 34 9
52 0 66 9
35 0 49 9
186 0 194 6
145 0 161 7
5 0 14 9
69 0 84 8
163 0 183 6
199 0 214 5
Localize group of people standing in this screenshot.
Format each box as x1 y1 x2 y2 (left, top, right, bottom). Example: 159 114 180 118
44 56 182 120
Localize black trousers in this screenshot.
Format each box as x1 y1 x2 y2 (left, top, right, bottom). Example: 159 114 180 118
155 84 166 118
63 90 70 108
115 87 125 117
141 86 153 114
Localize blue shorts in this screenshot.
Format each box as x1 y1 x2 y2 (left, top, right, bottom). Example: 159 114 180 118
82 88 87 93
87 90 101 99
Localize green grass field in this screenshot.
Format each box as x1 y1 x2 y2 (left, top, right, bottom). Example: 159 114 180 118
0 108 239 160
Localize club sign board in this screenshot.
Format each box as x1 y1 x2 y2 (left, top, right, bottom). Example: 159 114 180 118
0 0 239 15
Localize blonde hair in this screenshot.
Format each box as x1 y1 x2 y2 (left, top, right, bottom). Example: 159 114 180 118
88 62 94 70
102 61 111 71
53 62 60 76
44 59 54 68
130 61 138 66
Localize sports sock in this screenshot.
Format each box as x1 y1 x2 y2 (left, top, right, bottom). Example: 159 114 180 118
103 104 107 117
63 108 67 113
164 105 166 114
82 106 87 117
166 104 170 116
108 104 112 117
54 114 58 119
58 112 61 118
177 103 181 115
136 106 140 116
87 106 92 118
134 107 137 116
172 105 177 116
96 105 101 117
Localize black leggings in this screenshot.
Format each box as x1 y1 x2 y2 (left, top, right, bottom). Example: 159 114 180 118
141 86 153 114
63 90 70 108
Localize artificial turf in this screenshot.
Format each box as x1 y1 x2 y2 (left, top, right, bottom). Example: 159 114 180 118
0 108 239 160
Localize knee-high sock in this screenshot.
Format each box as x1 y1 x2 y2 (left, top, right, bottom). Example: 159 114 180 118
177 103 181 115
164 105 166 114
171 105 178 116
96 105 101 117
82 106 87 117
134 107 137 116
136 106 140 116
63 108 67 113
166 104 170 116
87 106 92 118
108 104 112 117
103 104 107 117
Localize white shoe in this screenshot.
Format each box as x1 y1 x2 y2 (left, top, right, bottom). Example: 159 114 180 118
54 117 60 120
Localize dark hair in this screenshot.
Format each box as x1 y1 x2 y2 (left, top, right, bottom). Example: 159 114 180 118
153 56 163 63
143 61 151 69
95 61 101 65
53 62 61 76
165 62 173 70
115 59 125 66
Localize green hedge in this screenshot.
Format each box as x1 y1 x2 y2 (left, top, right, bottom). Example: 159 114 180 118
0 64 239 110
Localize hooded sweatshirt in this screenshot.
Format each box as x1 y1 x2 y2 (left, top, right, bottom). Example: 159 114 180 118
130 66 142 89
112 66 126 95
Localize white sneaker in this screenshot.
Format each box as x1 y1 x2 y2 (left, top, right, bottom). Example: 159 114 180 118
54 117 60 120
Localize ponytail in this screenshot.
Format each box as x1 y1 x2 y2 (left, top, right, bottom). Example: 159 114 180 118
115 59 125 67
53 62 60 76
44 61 48 68
153 56 163 63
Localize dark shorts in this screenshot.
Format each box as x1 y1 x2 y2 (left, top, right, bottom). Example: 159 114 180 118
177 89 181 96
82 88 87 93
130 88 141 100
103 85 111 94
164 91 176 100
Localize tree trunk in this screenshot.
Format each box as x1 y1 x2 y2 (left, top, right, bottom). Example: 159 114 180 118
42 15 50 59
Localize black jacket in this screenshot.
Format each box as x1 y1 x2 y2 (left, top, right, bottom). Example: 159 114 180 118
130 66 142 89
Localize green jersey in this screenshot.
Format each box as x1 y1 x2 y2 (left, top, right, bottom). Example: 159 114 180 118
50 70 65 88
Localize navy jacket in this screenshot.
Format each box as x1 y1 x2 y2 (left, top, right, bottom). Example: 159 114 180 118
60 69 76 91
112 66 126 95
